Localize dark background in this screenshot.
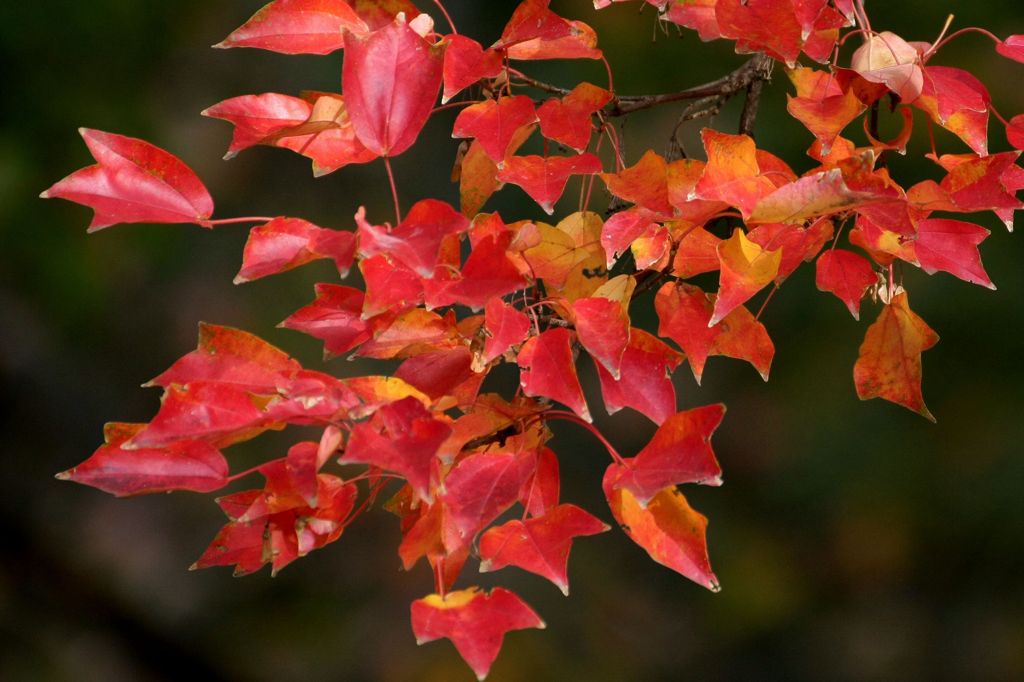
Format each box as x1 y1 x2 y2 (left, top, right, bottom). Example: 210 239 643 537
3 1 1024 679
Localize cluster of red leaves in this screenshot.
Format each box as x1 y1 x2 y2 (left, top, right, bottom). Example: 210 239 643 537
42 0 1023 678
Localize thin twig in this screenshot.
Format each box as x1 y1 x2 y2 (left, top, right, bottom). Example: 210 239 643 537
511 55 772 119
383 156 402 224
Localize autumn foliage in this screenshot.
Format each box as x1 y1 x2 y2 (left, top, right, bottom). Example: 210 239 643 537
41 0 1024 678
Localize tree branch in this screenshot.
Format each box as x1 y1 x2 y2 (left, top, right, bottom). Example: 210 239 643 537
607 54 771 116
510 55 773 119
739 77 766 137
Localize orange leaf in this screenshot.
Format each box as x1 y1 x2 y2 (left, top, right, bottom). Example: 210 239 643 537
695 129 778 219
853 293 939 421
710 228 781 326
603 477 719 591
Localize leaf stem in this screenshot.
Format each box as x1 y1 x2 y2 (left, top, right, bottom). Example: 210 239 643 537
431 100 478 114
383 156 402 224
431 0 457 35
201 216 274 227
540 410 627 466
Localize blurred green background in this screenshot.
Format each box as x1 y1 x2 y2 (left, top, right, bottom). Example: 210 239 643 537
3 1 1024 680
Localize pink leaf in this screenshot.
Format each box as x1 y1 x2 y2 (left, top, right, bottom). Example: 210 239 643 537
42 129 214 231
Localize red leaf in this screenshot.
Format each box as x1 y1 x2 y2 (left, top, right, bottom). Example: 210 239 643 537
264 369 360 423
536 82 611 152
356 308 459 360
593 328 682 425
202 93 312 159
936 152 1023 227
129 382 277 449
360 255 424 317
604 404 724 507
215 0 368 55
519 447 560 518
482 299 531 365
1009 114 1024 150
235 217 356 282
656 281 774 383
495 0 575 49
603 474 719 591
342 16 444 156
716 0 804 66
914 219 994 289
996 35 1024 64
914 66 990 157
517 327 591 421
395 347 482 406
452 96 539 163
411 587 544 681
357 200 469 277
479 503 608 595
195 472 356 575
343 396 451 502
426 232 529 310
57 422 229 497
281 284 372 357
42 128 214 231
572 295 630 379
506 19 602 61
601 210 658 268
442 35 503 103
497 153 603 214
270 93 379 175
815 249 877 320
854 292 939 421
148 323 301 392
442 450 537 549
192 509 267 576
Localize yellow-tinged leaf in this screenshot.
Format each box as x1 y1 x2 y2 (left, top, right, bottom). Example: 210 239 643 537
592 274 636 310
854 292 939 421
522 211 607 301
605 480 719 591
421 588 479 609
710 229 781 326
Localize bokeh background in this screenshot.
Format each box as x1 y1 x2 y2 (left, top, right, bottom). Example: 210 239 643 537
3 1 1024 679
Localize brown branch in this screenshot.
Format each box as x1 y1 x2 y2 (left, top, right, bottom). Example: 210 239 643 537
739 77 766 137
607 54 772 116
510 55 773 118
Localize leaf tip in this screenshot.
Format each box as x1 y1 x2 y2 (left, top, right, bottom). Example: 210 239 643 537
54 470 73 481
